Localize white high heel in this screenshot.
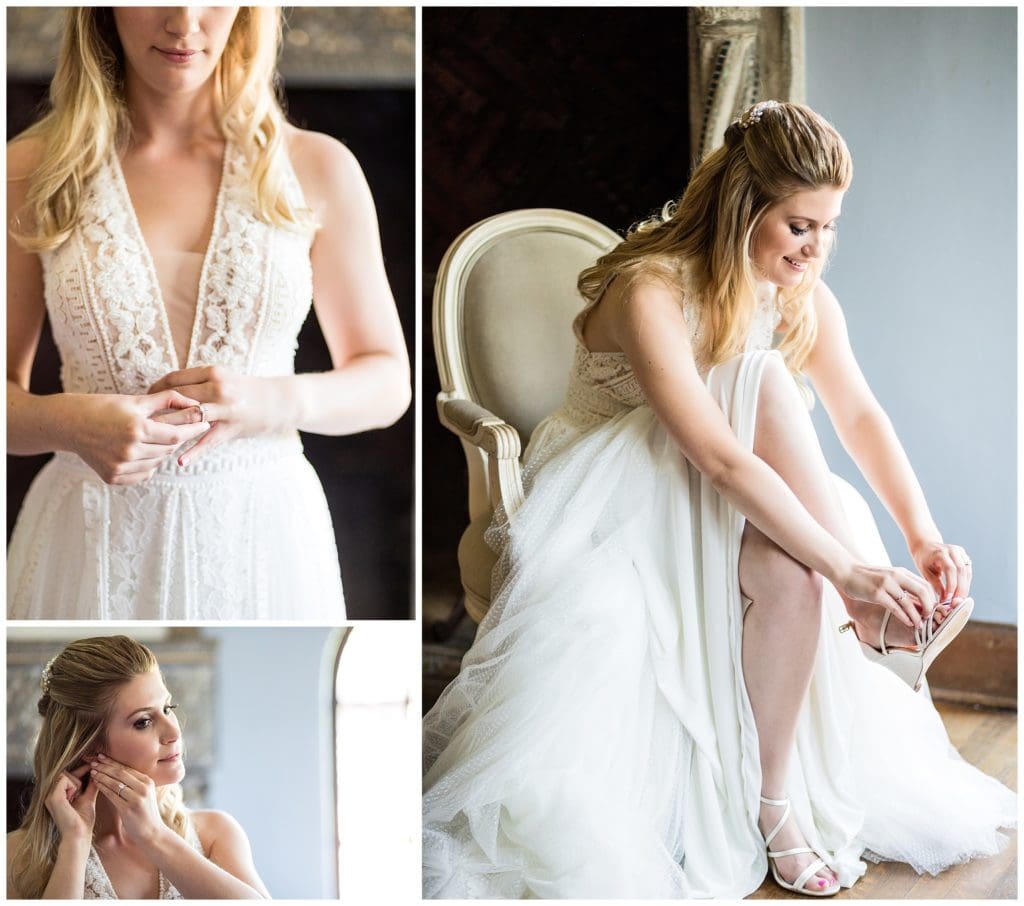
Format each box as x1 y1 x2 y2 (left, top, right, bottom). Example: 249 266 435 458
841 597 974 691
760 795 839 897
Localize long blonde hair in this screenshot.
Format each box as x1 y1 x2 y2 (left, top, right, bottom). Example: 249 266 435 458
12 6 308 251
9 636 189 899
578 101 852 377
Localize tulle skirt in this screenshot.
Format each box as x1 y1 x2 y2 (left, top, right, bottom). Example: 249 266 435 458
422 350 1015 899
8 434 345 620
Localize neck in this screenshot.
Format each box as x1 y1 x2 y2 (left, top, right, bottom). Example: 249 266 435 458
123 76 221 152
92 794 130 844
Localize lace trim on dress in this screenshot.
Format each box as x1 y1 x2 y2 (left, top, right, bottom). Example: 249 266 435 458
84 820 204 899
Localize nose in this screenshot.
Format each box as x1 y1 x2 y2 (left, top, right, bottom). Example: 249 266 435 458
802 230 825 260
163 7 200 38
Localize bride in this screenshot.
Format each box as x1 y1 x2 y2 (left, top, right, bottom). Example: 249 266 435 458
7 635 268 898
423 101 1015 898
7 7 410 619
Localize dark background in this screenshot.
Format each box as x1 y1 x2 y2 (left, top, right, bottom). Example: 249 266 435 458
7 81 415 620
422 7 692 601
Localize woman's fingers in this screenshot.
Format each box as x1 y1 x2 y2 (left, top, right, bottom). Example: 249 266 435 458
148 367 216 395
150 406 206 427
143 416 210 447
144 388 201 414
178 422 227 467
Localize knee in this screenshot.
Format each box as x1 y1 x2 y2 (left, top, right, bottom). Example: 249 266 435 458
742 541 823 615
756 355 808 424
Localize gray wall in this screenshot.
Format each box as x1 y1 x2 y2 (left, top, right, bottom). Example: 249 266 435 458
804 7 1016 624
205 627 339 899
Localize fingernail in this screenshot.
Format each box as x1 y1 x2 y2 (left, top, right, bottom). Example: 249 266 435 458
97 754 107 760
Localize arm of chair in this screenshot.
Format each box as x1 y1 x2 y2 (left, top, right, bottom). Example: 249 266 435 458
437 394 525 517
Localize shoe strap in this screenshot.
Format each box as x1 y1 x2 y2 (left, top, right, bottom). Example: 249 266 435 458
879 608 891 655
792 858 830 894
769 845 816 858
759 795 791 848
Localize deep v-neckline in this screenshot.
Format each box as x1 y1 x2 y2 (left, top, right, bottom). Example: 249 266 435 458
88 842 165 900
109 142 232 372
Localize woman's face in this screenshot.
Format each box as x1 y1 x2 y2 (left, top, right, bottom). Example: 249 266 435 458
749 186 845 288
102 669 185 787
112 7 240 98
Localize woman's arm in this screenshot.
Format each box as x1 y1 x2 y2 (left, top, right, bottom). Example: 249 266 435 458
8 829 92 900
803 281 971 603
6 139 209 481
143 810 270 899
87 757 268 898
608 278 934 623
148 129 411 464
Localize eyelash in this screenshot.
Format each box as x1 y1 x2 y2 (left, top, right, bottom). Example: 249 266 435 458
790 224 836 237
133 703 178 730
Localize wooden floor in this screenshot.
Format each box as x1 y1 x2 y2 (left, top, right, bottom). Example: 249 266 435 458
750 699 1017 899
424 595 1018 900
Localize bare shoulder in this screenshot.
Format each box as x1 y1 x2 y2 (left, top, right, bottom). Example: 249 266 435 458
613 275 687 328
189 808 249 852
7 135 46 183
7 830 26 897
283 124 366 199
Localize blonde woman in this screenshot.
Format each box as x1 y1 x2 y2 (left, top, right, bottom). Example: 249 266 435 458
423 102 1015 898
7 636 268 899
7 8 410 618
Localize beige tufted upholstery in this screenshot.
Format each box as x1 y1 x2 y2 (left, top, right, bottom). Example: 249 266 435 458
434 209 620 621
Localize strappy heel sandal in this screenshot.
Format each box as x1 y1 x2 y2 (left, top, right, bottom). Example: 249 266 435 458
840 596 974 691
760 795 839 897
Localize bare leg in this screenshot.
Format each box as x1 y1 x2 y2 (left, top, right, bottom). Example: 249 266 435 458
737 357 848 890
749 357 922 647
740 522 835 890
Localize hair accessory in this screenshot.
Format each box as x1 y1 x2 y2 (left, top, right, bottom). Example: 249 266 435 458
40 655 58 695
738 100 782 131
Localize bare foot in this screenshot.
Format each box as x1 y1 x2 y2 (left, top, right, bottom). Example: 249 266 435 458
759 799 837 893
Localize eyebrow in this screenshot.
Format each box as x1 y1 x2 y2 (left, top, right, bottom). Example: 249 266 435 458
788 213 841 224
125 696 171 720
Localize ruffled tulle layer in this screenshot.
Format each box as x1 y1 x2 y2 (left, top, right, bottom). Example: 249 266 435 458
8 436 345 620
423 351 1015 899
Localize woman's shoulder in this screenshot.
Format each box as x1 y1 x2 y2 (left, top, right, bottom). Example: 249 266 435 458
188 808 251 853
6 830 26 897
283 124 366 195
7 134 46 183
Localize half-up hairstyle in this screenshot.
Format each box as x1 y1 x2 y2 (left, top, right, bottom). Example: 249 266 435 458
578 101 852 379
9 636 189 899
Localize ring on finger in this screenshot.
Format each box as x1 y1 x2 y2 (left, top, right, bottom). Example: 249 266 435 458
117 781 126 799
197 403 207 423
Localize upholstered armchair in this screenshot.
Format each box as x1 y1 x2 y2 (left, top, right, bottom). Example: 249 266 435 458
433 209 620 621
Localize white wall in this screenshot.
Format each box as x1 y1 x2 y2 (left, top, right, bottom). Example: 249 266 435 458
804 7 1016 623
204 627 340 899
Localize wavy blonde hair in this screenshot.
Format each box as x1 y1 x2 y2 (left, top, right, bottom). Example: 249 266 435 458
578 102 852 380
9 636 189 900
12 6 309 251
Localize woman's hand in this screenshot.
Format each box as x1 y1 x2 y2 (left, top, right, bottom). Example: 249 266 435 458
63 390 210 484
44 764 99 843
88 755 168 849
837 562 937 628
147 367 283 467
911 540 972 606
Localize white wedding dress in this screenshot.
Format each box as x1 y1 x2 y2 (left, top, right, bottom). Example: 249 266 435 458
422 289 1016 898
84 820 205 899
7 142 345 619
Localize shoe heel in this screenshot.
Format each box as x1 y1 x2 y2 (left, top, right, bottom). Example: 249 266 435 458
858 641 923 690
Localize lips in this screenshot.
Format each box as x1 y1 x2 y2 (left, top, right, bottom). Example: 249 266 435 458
783 256 808 271
158 752 181 762
155 47 198 62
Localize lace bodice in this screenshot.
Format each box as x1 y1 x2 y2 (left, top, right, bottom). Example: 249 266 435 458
563 286 781 427
84 821 205 899
40 141 316 396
